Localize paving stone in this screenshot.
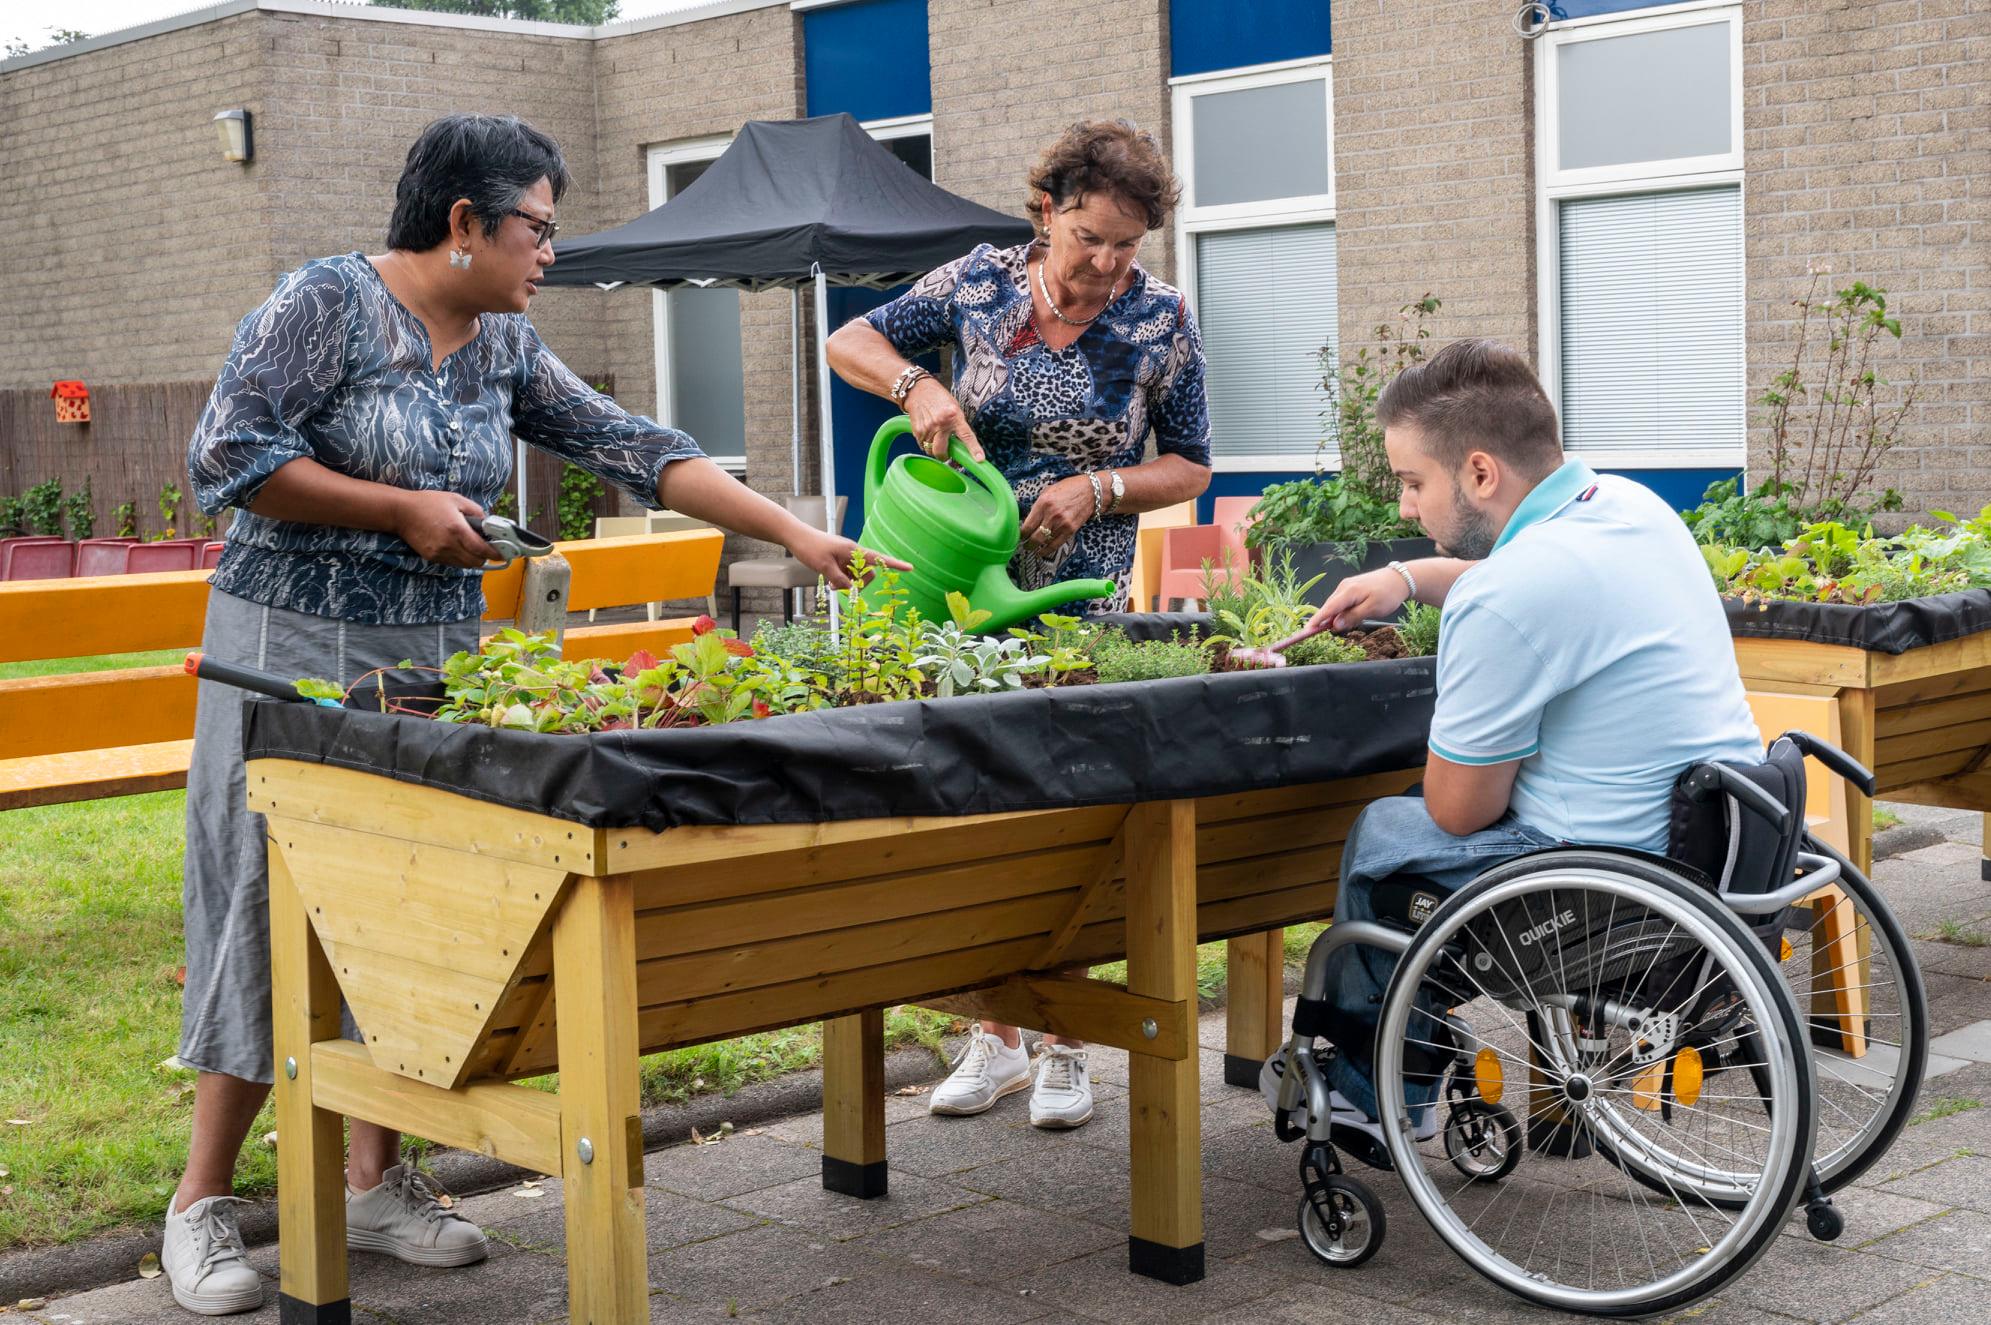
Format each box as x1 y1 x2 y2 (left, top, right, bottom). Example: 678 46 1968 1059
643 1133 823 1201
453 1182 759 1255
1921 975 1991 1039
1019 1241 1294 1325
722 1168 989 1241
957 1138 1132 1215
1783 1187 1950 1246
1840 1272 1991 1324
645 1223 893 1315
1912 938 1991 983
881 1109 1089 1179
1200 1118 1304 1193
1861 1208 1991 1277
1711 1236 1942 1323
1877 1153 1991 1214
1928 1020 1991 1065
851 1196 1122 1277
761 1090 935 1147
1057 1172 1306 1262
738 1263 1052 1324
1195 1280 1449 1325
21 1275 287 1325
1897 842 1991 871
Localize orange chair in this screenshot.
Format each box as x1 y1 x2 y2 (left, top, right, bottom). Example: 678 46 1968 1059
1156 525 1243 611
1211 496 1261 579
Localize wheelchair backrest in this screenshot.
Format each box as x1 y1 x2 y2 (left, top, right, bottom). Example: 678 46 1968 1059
1667 735 1808 897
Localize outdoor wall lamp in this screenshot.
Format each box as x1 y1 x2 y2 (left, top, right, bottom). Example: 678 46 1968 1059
213 109 252 164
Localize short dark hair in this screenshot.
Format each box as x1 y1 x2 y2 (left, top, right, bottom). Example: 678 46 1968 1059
1025 119 1182 236
1375 338 1563 478
386 114 571 252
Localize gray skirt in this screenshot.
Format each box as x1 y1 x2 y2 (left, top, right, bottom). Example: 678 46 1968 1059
179 589 478 1083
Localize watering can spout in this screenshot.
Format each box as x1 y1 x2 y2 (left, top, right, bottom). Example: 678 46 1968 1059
971 565 1119 630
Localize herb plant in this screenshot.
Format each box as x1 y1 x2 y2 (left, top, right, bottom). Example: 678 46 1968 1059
1091 631 1212 684
1395 601 1442 658
1702 505 1991 604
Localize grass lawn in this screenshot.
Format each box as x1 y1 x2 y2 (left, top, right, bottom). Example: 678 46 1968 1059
0 772 1322 1248
0 649 186 682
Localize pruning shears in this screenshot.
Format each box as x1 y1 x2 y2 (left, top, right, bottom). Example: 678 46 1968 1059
480 514 556 569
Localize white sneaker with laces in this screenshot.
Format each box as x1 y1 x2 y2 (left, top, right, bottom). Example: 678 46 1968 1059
929 1028 1032 1116
1028 1044 1093 1129
345 1164 489 1267
161 1194 263 1316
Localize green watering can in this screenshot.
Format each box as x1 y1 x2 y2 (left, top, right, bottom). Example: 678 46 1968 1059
850 416 1116 633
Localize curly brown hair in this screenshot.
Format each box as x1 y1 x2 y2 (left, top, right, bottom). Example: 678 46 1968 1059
1025 119 1182 236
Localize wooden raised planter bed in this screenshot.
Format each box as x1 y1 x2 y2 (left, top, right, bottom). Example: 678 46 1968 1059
1728 591 1991 877
251 704 1421 1321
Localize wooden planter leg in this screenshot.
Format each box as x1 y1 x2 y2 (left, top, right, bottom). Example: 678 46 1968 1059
1838 687 1878 877
821 1010 887 1198
269 841 351 1324
1222 930 1286 1088
1124 799 1204 1285
553 875 649 1325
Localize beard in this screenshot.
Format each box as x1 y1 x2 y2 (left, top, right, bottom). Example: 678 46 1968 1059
1436 482 1498 560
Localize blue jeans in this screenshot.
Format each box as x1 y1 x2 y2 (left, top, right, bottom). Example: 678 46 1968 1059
1322 795 1559 1120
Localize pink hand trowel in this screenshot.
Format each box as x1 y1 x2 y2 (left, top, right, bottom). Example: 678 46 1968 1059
1230 620 1334 669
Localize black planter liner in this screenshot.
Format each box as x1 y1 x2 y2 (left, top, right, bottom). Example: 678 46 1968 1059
241 623 1435 832
1722 588 1991 655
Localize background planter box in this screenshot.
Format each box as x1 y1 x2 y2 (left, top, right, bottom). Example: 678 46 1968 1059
1283 537 1437 609
1726 591 1991 878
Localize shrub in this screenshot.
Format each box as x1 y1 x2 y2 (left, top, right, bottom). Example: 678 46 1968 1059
557 465 604 541
62 477 94 540
1396 601 1441 658
1285 632 1365 666
1092 631 1211 684
112 500 137 538
21 478 64 536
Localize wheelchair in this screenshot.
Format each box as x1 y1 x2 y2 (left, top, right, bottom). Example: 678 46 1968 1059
1265 731 1927 1317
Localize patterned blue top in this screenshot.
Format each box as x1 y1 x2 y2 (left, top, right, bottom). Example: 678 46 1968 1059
189 253 703 625
864 242 1211 614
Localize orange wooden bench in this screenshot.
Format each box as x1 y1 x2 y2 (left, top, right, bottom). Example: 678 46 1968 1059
0 531 723 811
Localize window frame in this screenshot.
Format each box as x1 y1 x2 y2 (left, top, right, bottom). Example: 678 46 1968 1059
1534 4 1747 469
1171 57 1337 473
646 134 747 474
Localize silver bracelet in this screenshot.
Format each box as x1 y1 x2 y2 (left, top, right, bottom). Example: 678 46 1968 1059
1086 471 1105 521
1388 559 1418 601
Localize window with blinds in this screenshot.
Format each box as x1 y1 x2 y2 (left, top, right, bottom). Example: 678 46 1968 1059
1557 186 1744 461
1196 223 1338 462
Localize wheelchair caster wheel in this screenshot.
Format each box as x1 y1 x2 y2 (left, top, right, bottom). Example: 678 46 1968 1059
1444 1099 1521 1182
1806 1200 1844 1242
1298 1173 1385 1267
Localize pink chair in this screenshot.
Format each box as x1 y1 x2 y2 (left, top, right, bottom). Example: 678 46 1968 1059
3 540 76 580
126 542 198 573
201 541 225 570
1156 525 1240 610
1211 496 1261 578
75 539 137 577
0 536 67 578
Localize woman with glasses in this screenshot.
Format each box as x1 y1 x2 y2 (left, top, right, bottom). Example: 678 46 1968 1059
166 113 900 1317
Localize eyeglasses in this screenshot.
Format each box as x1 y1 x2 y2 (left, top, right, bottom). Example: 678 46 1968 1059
511 209 559 248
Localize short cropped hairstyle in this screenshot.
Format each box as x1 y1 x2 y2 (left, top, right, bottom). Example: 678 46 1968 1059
1375 338 1563 479
386 114 571 252
1026 119 1182 236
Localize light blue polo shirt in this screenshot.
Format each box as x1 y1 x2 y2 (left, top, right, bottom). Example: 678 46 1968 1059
1428 459 1763 851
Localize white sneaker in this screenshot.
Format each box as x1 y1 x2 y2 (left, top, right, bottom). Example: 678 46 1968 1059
345 1164 489 1267
161 1194 263 1316
929 1028 1032 1116
1329 1088 1441 1147
1029 1044 1093 1129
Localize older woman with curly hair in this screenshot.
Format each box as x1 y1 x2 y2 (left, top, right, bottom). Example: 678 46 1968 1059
827 118 1213 1132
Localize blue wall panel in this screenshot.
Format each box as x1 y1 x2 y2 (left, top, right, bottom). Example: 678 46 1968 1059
803 0 931 121
1170 0 1332 78
1549 1 1675 19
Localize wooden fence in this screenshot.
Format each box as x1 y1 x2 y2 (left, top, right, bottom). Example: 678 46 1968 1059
0 376 621 540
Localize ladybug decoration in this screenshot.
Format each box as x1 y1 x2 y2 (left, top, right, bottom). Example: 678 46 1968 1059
51 381 90 424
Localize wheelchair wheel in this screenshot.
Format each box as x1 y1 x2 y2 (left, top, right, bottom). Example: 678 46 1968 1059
1372 851 1815 1317
1444 1098 1521 1181
1298 1172 1385 1268
1774 854 1925 1193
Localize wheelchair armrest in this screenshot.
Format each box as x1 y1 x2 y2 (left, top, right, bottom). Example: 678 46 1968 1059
1782 730 1878 798
1682 762 1795 837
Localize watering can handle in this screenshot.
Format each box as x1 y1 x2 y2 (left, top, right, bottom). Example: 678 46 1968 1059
865 415 1020 550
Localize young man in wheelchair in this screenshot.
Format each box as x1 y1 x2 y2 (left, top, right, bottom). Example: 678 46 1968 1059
1290 338 1764 1148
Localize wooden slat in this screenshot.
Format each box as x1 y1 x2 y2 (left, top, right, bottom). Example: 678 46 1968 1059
1878 748 1979 789
251 759 601 872
1875 717 1991 767
1881 772 1991 812
920 974 1190 1059
554 618 699 662
1867 632 1991 686
483 531 722 619
1732 636 1872 687
0 665 195 760
311 1040 562 1175
1875 670 1991 711
0 570 210 664
0 740 191 810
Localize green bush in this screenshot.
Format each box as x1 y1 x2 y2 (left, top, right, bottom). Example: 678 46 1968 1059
557 465 604 542
1092 631 1211 684
1285 632 1364 666
62 477 94 540
1396 601 1441 657
21 478 64 536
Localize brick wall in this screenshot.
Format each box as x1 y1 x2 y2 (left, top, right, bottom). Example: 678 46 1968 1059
928 0 1175 283
1329 0 1537 368
0 13 275 387
1742 0 1989 519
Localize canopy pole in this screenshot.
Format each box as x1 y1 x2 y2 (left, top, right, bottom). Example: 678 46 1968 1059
814 268 841 634
790 286 803 495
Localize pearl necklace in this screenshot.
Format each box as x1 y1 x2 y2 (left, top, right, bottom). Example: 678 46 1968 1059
1036 256 1113 328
